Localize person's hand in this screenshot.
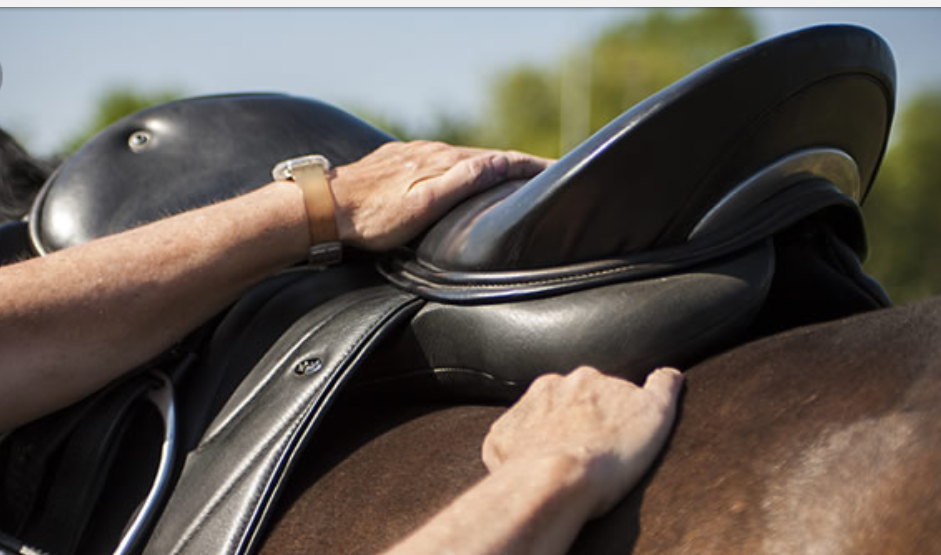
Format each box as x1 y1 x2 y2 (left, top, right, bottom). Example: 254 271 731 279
482 366 684 518
329 141 552 250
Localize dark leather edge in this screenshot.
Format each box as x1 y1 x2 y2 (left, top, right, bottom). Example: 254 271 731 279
381 181 862 303
143 286 422 555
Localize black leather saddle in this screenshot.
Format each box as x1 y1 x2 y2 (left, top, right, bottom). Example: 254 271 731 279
0 24 895 555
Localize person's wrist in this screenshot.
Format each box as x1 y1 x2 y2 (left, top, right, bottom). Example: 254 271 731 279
498 452 601 518
271 155 344 267
266 180 315 262
328 166 356 244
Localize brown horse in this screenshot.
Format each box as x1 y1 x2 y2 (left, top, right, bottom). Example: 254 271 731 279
259 295 941 554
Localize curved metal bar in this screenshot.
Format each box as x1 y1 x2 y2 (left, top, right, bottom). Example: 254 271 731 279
26 165 59 257
114 371 177 555
689 148 860 240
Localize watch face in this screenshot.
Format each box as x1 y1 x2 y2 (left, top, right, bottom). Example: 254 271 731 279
272 154 331 181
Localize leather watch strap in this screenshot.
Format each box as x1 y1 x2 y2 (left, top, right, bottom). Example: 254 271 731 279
272 155 342 268
292 162 339 245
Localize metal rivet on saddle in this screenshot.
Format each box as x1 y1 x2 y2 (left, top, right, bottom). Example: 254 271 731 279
293 358 323 376
128 130 153 153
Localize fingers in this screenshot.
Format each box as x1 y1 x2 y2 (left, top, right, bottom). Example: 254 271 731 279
334 140 553 250
500 151 555 179
426 152 550 207
472 151 554 184
417 156 504 212
482 366 682 481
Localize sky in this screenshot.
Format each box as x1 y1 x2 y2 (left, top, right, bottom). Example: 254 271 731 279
1 7 940 156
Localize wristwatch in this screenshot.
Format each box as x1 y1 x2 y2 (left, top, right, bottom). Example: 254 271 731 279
272 154 342 268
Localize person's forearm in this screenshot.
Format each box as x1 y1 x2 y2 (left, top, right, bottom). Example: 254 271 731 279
383 455 597 555
0 141 552 432
0 181 308 431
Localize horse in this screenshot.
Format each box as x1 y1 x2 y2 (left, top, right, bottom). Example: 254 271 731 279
3 23 933 555
258 294 941 555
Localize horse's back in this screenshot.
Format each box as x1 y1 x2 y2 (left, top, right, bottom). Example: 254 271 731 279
575 296 941 554
261 297 941 554
261 401 501 555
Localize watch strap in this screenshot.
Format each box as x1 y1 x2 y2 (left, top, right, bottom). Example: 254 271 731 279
293 162 339 244
273 155 342 268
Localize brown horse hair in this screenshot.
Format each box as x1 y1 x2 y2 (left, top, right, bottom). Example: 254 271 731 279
260 297 941 554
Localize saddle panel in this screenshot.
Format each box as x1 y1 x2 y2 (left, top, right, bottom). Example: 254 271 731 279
363 241 775 394
750 212 892 338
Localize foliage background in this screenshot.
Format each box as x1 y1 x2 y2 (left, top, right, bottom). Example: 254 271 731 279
48 9 941 305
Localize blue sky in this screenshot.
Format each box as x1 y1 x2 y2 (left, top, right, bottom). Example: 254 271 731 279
2 7 940 156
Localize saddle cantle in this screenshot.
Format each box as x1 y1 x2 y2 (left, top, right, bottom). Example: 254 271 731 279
26 94 395 255
0 24 894 555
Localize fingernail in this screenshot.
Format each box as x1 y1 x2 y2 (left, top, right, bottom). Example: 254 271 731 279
491 155 509 179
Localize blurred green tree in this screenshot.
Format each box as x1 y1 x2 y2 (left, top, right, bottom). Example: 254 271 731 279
481 8 758 158
352 107 482 146
417 112 484 147
349 106 417 141
864 90 941 304
60 86 182 155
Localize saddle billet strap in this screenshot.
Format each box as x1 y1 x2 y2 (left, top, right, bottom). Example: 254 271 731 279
143 285 423 555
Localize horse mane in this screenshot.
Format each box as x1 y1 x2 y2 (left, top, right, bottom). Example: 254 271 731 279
0 127 56 222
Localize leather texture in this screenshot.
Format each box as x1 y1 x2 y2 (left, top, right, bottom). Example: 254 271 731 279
29 94 394 254
144 286 422 555
404 24 894 273
381 179 865 303
371 242 775 389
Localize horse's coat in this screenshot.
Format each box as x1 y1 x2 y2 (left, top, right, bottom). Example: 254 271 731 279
258 298 941 555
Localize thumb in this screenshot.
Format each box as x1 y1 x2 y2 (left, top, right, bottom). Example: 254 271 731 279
642 367 684 411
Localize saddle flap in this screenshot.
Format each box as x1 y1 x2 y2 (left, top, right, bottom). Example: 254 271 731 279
145 286 422 555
